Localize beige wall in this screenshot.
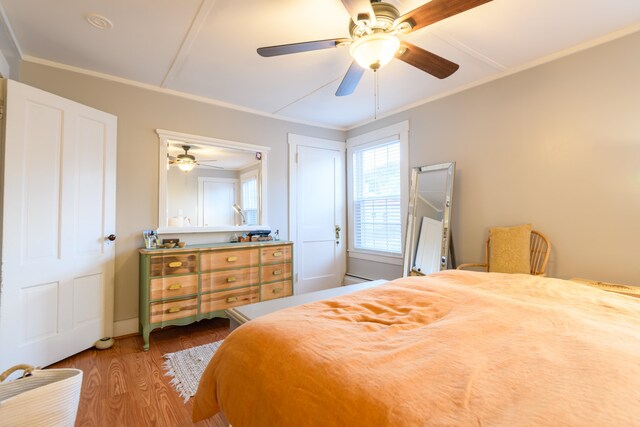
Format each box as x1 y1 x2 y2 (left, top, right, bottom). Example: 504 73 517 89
19 61 345 323
16 28 640 325
348 30 640 286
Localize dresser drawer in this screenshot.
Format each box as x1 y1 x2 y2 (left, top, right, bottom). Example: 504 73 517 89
200 249 259 271
261 245 292 264
261 281 293 301
149 274 198 301
150 253 197 277
201 267 259 293
149 297 197 324
261 263 292 283
200 287 259 312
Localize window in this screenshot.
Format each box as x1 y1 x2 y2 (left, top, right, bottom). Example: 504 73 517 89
347 121 408 263
241 171 259 226
353 141 401 253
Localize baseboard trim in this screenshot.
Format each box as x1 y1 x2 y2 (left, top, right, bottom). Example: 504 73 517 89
343 273 374 285
113 317 139 338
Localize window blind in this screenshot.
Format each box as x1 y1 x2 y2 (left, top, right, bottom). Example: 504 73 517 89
353 140 401 254
241 177 258 225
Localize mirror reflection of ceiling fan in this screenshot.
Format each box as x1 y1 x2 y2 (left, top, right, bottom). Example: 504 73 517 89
257 0 493 96
168 145 223 172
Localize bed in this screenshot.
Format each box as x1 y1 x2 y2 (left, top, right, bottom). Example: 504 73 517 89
192 270 640 426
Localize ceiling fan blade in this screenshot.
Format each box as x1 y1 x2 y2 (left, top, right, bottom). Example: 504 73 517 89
258 38 351 57
335 61 365 96
340 0 376 25
396 42 459 79
395 0 493 33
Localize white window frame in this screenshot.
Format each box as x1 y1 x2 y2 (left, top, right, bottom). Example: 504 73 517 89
346 121 409 265
240 170 260 226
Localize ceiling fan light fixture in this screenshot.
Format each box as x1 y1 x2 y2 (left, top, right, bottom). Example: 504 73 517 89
175 145 196 172
349 32 400 70
177 161 195 172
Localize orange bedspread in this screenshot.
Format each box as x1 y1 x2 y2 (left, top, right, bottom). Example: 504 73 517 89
193 270 640 426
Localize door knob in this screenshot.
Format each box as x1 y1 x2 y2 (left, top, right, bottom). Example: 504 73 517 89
335 225 341 239
107 234 116 241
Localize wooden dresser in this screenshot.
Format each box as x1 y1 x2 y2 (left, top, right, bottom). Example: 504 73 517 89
139 241 293 350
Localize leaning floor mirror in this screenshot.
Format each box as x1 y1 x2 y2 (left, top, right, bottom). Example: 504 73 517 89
402 162 456 277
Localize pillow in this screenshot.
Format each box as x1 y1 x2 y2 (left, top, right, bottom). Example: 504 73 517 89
488 224 532 274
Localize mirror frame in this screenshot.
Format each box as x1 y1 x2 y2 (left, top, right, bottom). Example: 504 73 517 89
156 129 270 234
402 162 456 277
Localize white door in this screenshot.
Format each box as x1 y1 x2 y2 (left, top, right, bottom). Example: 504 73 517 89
198 177 238 226
414 217 444 274
0 79 117 369
289 134 345 294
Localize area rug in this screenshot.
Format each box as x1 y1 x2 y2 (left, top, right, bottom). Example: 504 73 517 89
163 340 223 402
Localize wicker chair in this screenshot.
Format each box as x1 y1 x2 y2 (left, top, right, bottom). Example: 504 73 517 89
457 230 551 276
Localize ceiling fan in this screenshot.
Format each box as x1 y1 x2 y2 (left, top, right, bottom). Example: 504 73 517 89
168 145 223 172
257 0 493 96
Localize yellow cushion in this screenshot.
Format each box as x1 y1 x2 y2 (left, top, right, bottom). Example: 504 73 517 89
488 224 532 274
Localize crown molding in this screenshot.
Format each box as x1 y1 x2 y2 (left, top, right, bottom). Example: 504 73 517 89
22 55 347 131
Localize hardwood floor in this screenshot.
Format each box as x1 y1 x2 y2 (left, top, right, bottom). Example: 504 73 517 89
50 318 230 427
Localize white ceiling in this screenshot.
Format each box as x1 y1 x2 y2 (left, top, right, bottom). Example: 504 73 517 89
2 0 640 130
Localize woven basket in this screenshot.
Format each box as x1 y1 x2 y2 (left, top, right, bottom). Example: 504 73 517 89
0 364 83 427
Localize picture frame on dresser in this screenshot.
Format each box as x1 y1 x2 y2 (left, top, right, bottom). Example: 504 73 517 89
139 241 293 350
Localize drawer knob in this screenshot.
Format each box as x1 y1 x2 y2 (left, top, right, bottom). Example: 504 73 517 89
273 251 282 257
168 261 182 268
273 270 283 276
168 283 182 290
272 288 282 294
227 256 238 262
226 276 237 283
226 296 238 303
168 307 181 313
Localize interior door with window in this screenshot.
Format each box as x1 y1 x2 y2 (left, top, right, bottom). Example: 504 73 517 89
0 79 117 369
289 134 346 294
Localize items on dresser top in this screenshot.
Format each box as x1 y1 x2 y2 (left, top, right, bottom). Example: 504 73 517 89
139 241 293 350
233 229 274 243
142 229 158 249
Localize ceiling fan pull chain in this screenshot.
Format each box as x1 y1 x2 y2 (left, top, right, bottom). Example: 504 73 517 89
373 69 381 119
373 69 377 120
376 70 380 113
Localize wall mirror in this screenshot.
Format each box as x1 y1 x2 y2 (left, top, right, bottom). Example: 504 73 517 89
157 129 270 234
402 162 456 276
